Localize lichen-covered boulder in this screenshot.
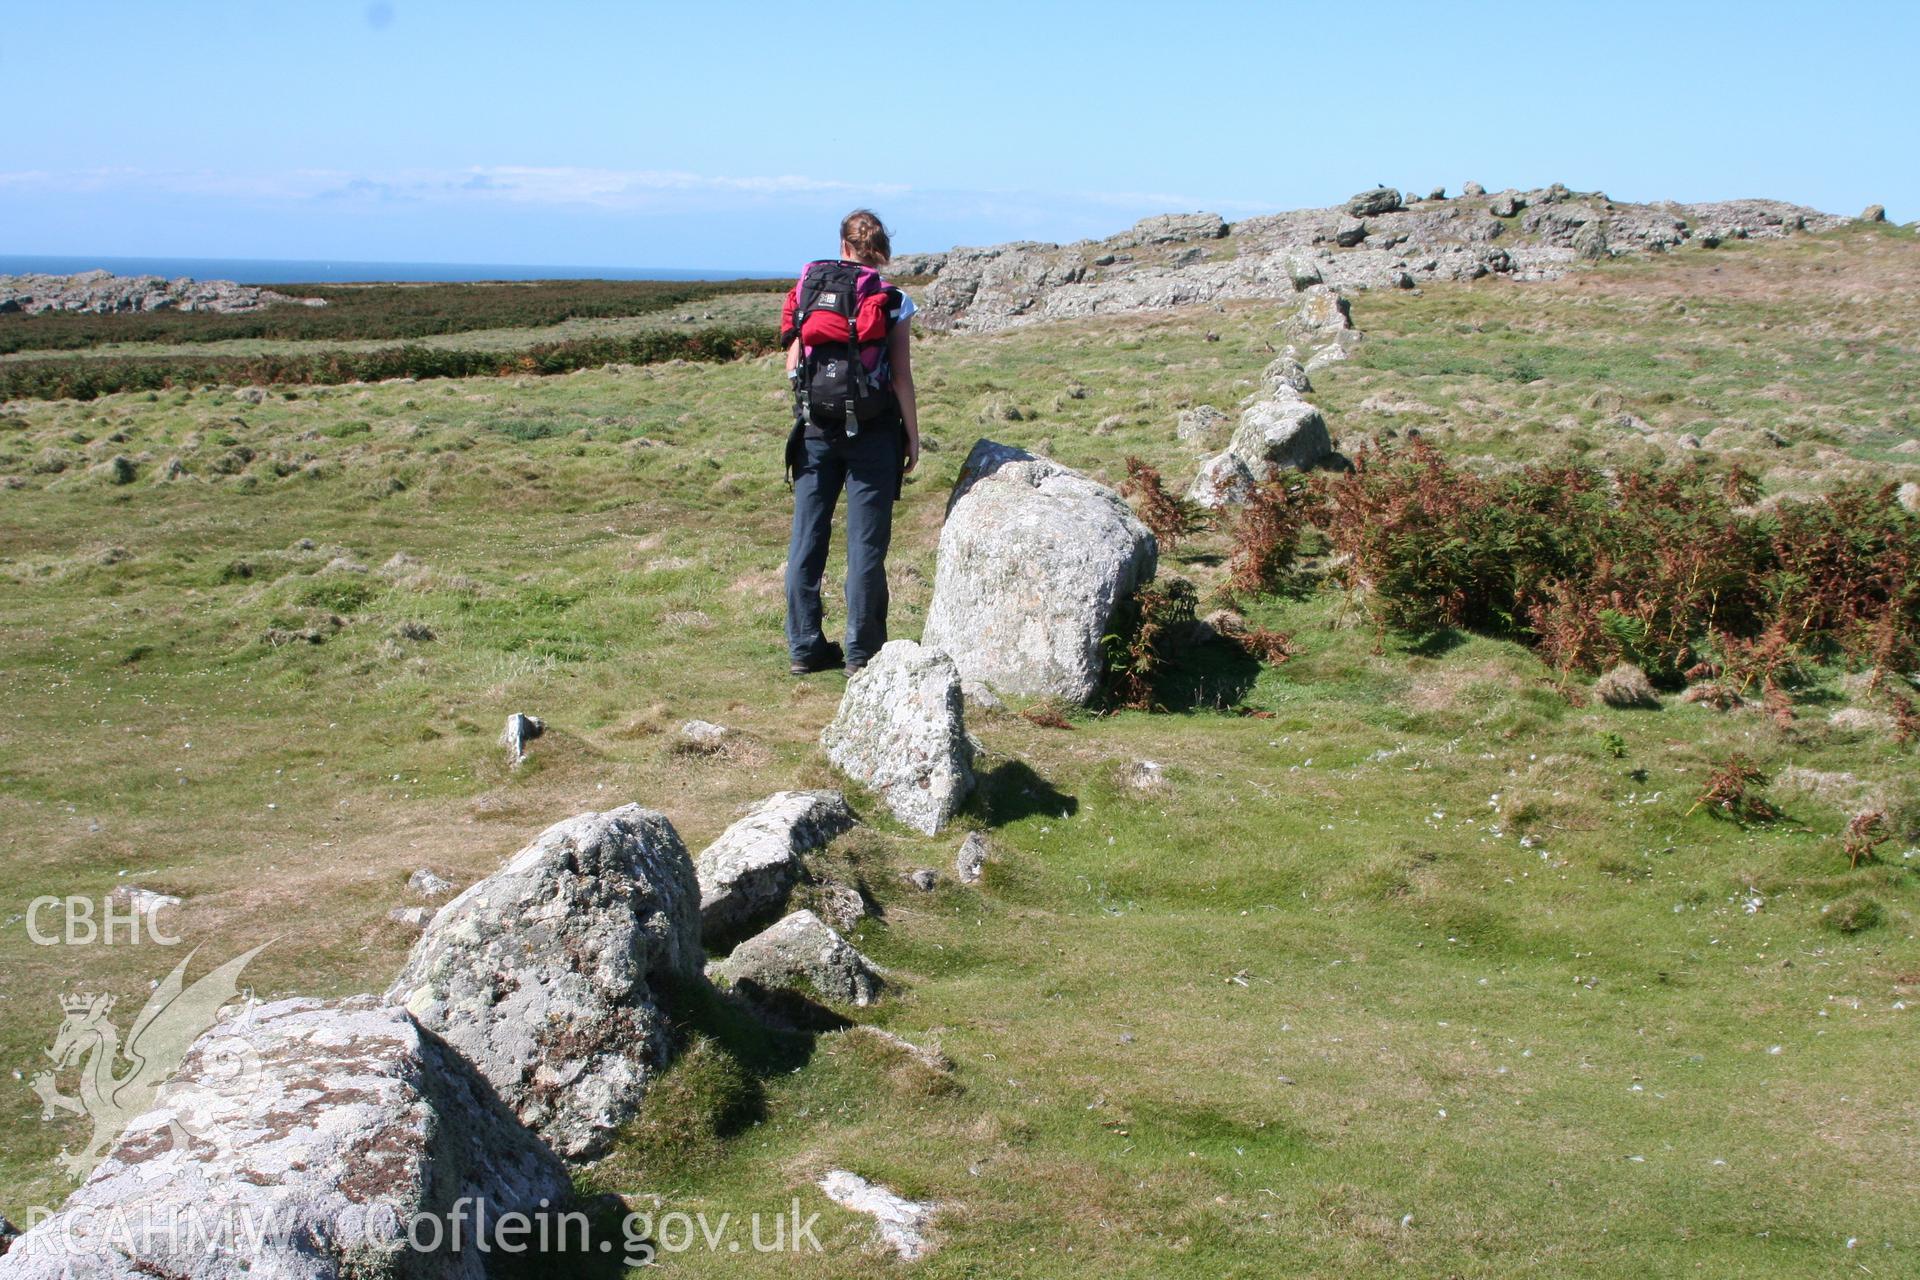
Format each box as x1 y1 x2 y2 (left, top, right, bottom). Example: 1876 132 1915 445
1175 403 1231 446
696 790 857 944
1287 283 1353 334
921 439 1157 704
386 804 700 1161
0 997 568 1279
1186 450 1256 509
713 910 883 1006
1225 392 1334 480
822 640 974 835
1261 355 1312 395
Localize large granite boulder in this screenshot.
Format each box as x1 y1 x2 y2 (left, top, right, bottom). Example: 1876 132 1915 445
0 997 568 1279
823 640 975 835
713 910 883 1006
696 790 858 944
386 804 700 1161
921 439 1158 704
1224 392 1334 480
1345 187 1403 217
1122 212 1228 244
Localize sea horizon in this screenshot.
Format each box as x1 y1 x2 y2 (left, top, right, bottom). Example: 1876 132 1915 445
0 253 786 285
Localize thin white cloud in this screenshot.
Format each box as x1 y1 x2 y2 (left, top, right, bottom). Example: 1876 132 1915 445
0 165 910 209
462 166 908 204
0 166 1285 248
1075 188 1276 216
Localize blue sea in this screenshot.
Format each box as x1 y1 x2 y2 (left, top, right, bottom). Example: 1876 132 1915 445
0 254 783 284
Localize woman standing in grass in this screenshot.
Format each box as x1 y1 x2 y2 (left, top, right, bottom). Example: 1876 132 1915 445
781 210 922 676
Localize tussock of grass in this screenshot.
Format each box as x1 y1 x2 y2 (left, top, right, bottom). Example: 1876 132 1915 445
595 1037 759 1185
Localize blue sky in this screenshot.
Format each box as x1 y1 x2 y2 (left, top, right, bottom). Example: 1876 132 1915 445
3 0 1912 269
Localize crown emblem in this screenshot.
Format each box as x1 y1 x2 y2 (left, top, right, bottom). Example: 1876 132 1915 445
60 992 114 1016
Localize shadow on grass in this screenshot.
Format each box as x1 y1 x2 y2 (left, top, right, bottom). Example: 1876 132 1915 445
971 758 1079 827
1148 636 1263 711
1403 628 1470 658
666 972 848 1080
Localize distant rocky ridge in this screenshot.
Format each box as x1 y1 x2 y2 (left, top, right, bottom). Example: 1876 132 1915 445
895 184 1852 332
0 269 323 315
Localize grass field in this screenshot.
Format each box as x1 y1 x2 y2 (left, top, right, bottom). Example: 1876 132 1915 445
0 277 786 354
1 226 1916 1275
0 290 787 362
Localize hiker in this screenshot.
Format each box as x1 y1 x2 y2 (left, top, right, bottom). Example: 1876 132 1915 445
780 209 922 675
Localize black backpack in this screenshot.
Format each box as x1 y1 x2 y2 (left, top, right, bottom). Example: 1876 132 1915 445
785 260 898 436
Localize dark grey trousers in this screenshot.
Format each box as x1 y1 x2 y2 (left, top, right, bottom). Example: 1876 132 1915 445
785 428 899 667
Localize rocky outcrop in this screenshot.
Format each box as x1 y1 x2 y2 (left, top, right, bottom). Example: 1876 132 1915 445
822 640 975 835
713 909 883 1006
386 804 701 1161
909 188 1847 332
0 997 568 1279
696 790 858 943
921 439 1158 704
888 251 949 279
0 270 323 315
1116 212 1228 245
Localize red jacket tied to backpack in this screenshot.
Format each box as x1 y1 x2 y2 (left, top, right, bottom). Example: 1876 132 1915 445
781 260 898 353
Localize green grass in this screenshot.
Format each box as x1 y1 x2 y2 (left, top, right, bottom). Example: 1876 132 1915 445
0 290 788 362
0 277 786 354
0 324 777 400
0 229 1916 1275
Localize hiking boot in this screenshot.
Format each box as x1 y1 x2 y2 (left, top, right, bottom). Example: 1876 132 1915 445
790 641 845 676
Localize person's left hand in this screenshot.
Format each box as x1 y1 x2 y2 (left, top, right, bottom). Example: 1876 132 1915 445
904 433 921 474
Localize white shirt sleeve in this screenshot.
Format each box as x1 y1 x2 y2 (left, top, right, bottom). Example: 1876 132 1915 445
891 292 916 324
